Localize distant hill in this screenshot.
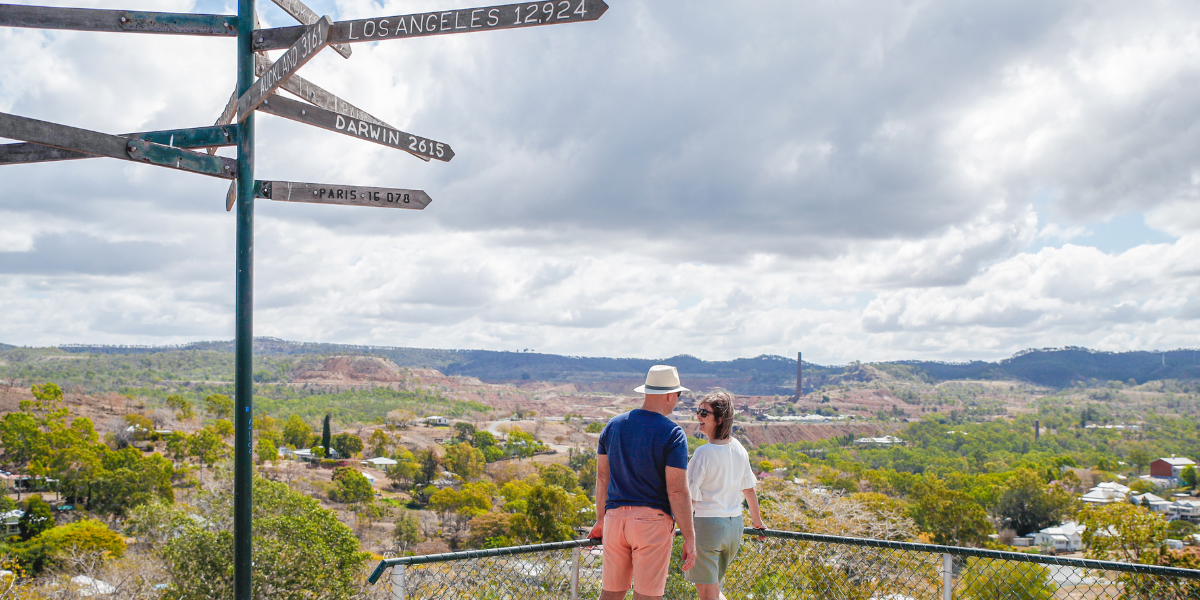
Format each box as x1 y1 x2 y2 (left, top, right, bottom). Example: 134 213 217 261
21 339 1200 391
889 347 1200 388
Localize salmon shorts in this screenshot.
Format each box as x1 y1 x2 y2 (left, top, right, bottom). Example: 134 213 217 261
601 506 675 597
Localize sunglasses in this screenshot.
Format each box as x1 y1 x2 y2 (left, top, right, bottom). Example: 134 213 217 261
695 408 712 418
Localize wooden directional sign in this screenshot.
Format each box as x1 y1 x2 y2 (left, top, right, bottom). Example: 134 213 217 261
270 0 352 59
0 111 236 179
257 180 431 209
0 124 238 165
258 94 454 161
0 4 237 36
253 0 607 51
237 16 331 121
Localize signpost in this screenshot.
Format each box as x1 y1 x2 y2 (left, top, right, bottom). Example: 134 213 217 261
236 16 331 120
257 180 432 209
270 0 353 59
0 112 236 178
0 124 238 165
253 0 608 50
258 94 454 161
0 1 608 597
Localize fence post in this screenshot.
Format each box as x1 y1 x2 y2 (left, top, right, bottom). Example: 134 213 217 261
389 565 406 600
571 546 581 600
941 554 953 600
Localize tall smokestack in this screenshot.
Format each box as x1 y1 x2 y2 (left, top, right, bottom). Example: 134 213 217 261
796 352 803 399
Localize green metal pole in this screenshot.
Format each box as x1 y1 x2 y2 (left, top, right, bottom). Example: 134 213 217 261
234 0 255 598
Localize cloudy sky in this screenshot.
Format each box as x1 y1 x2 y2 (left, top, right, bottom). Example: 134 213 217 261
2 0 1199 365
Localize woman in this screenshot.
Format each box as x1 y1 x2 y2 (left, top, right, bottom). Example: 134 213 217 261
685 390 765 600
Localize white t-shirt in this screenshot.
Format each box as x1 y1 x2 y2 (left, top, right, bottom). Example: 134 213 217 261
686 437 758 518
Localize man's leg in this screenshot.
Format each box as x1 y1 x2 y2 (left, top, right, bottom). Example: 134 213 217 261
600 590 628 600
693 583 723 600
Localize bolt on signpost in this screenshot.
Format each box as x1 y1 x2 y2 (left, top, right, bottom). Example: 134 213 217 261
0 1 608 598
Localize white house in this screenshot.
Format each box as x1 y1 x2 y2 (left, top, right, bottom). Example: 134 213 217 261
1169 499 1200 523
1033 522 1085 552
1 510 22 537
854 435 904 446
424 416 450 427
362 457 398 467
1081 481 1130 505
1129 493 1173 514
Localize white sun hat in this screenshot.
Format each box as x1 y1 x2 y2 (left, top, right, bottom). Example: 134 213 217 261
634 364 690 394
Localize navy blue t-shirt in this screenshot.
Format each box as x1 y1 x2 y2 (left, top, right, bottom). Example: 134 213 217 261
598 409 689 516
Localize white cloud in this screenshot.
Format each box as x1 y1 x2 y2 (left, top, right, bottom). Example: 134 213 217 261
1 0 1200 364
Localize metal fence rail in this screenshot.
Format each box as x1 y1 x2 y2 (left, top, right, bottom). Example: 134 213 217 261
368 529 1200 600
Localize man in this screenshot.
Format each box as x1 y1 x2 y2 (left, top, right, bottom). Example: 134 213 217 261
589 364 696 600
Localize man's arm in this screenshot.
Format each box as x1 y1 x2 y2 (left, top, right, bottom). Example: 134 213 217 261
665 466 696 571
588 454 610 539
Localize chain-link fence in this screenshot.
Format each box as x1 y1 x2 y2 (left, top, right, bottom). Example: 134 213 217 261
367 530 1200 600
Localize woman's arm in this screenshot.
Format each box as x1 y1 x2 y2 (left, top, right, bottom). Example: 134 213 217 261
741 487 764 529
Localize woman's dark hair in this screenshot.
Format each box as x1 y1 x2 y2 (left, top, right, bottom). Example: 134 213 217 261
701 390 735 440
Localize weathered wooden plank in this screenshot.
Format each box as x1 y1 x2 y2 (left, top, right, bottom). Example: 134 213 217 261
269 0 351 59
258 180 431 209
0 4 236 35
0 125 238 165
237 16 331 121
257 94 454 162
253 0 607 51
0 111 236 179
226 181 237 211
252 53 430 162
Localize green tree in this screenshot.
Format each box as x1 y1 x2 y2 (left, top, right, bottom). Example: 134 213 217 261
254 413 281 446
1080 502 1168 564
453 422 476 443
1182 465 1198 489
162 475 369 600
912 476 993 546
539 463 580 493
331 433 364 459
385 449 417 489
585 422 603 434
203 394 233 420
445 442 485 480
166 394 194 420
1127 445 1151 475
18 495 54 540
393 512 423 553
961 561 1054 600
472 430 496 449
578 458 597 497
212 419 235 438
330 467 374 504
506 427 538 459
187 428 229 466
321 414 332 457
367 429 390 457
89 447 175 516
429 482 494 518
415 449 440 486
256 438 277 465
466 512 515 549
36 518 126 559
993 468 1075 536
281 415 311 448
511 482 585 543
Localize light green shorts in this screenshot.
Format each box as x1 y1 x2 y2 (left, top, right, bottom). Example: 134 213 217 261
684 516 744 585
